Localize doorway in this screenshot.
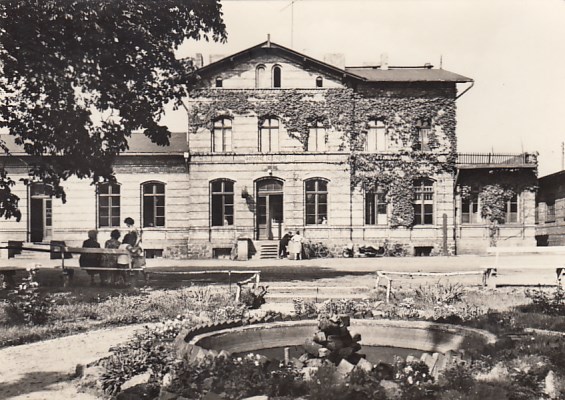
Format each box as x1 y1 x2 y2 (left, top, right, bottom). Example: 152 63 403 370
29 184 53 243
257 179 284 240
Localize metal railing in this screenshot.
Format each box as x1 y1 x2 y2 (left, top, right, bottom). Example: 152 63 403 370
456 153 537 166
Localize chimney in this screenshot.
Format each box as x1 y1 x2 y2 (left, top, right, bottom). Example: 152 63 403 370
194 53 203 69
380 53 389 70
323 53 345 69
209 54 226 64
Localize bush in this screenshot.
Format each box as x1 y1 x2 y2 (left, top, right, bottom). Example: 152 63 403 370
5 267 53 326
415 281 464 306
525 287 565 315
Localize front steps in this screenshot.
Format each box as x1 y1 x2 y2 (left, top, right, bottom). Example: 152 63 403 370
254 241 279 260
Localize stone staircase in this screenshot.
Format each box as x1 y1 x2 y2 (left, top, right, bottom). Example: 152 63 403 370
254 241 279 260
265 285 372 303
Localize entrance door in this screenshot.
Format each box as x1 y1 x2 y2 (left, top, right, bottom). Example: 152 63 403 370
29 184 53 243
257 179 283 240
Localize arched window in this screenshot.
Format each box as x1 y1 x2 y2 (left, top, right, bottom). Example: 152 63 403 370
215 77 223 88
307 121 327 152
365 185 387 225
316 76 323 88
305 179 328 225
413 179 434 225
366 119 387 152
272 65 282 88
142 182 165 227
212 117 232 152
97 183 121 227
255 65 267 88
415 118 432 151
259 117 280 153
211 179 234 226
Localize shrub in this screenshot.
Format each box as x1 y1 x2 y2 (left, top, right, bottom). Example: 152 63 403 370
415 281 464 306
525 287 565 315
5 267 53 326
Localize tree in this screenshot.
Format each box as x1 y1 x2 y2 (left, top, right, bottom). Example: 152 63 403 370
0 0 226 220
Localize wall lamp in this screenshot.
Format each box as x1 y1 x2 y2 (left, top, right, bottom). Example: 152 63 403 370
241 186 249 199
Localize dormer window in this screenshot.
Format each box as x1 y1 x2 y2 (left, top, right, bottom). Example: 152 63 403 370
256 65 267 88
316 76 323 88
215 77 223 88
272 65 282 88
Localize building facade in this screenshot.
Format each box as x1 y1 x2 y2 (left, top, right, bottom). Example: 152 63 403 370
0 41 538 258
536 170 565 246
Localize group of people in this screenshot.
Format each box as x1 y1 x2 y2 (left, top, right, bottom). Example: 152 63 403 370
279 230 304 260
79 217 145 285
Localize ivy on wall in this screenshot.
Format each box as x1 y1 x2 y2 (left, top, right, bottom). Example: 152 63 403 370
188 88 457 227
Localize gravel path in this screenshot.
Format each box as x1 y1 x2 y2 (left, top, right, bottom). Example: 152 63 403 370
0 324 147 400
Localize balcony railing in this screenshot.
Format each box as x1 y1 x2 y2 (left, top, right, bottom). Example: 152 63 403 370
456 152 537 167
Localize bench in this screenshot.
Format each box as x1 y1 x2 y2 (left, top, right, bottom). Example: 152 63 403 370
54 246 147 286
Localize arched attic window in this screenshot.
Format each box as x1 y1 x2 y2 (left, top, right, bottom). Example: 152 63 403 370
316 76 323 88
272 65 282 88
255 65 267 88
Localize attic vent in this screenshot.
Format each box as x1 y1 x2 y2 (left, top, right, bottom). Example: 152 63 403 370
215 77 223 88
316 76 323 88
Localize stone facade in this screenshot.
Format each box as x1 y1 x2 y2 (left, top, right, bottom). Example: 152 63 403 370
0 41 539 258
536 170 565 246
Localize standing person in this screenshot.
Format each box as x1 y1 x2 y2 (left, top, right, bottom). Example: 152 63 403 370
279 231 293 259
80 230 101 285
124 217 140 246
290 230 304 260
102 229 121 284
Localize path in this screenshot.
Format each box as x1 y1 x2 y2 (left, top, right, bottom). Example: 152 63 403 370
0 324 147 400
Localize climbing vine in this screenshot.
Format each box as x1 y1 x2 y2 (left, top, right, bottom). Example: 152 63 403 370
188 88 457 227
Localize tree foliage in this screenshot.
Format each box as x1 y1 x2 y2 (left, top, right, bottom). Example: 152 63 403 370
0 0 226 220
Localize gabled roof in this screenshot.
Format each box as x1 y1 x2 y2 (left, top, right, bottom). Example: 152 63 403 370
345 66 473 83
191 40 473 84
0 132 188 156
191 40 365 82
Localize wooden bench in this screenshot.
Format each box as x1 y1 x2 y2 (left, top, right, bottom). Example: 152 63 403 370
54 246 147 287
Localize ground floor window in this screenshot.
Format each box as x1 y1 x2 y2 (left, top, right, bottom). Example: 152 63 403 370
97 183 121 228
504 194 518 223
142 182 165 227
305 179 328 225
211 179 234 226
365 187 387 225
461 193 479 224
413 179 434 225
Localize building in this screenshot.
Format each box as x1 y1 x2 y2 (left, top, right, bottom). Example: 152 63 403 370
0 40 538 258
536 170 565 246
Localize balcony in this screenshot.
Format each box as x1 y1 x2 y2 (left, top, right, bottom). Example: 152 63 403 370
456 152 537 169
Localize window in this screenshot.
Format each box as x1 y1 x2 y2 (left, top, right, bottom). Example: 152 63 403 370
461 193 479 224
259 118 280 152
307 122 326 151
316 76 323 88
366 120 387 151
98 183 121 227
215 77 223 88
413 179 434 225
142 182 165 227
212 118 232 152
415 119 431 151
546 200 556 223
273 65 281 88
505 194 518 223
255 65 267 88
365 186 387 225
305 179 328 225
211 179 234 226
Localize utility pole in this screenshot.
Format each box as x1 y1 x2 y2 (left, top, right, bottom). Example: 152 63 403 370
562 141 564 170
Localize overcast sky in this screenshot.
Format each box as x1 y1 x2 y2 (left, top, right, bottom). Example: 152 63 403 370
174 0 565 177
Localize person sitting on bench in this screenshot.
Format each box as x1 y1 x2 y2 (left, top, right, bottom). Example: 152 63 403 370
80 230 101 285
101 229 121 284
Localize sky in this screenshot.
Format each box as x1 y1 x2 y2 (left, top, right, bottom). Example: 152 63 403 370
173 0 565 177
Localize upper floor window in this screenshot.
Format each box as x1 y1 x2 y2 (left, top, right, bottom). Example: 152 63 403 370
365 186 387 225
546 200 556 223
413 179 434 225
215 77 223 88
256 65 267 88
307 122 327 152
259 118 280 153
211 179 234 226
142 182 165 228
461 192 479 224
212 118 233 153
504 194 518 224
97 183 121 228
305 179 328 225
415 119 431 151
366 119 387 152
272 65 282 88
316 76 323 88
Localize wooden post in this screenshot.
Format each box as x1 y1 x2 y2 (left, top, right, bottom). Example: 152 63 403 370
255 272 261 287
235 284 242 302
386 278 392 303
442 213 448 255
284 347 290 365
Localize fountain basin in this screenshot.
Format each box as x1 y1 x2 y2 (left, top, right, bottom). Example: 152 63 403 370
189 319 496 356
